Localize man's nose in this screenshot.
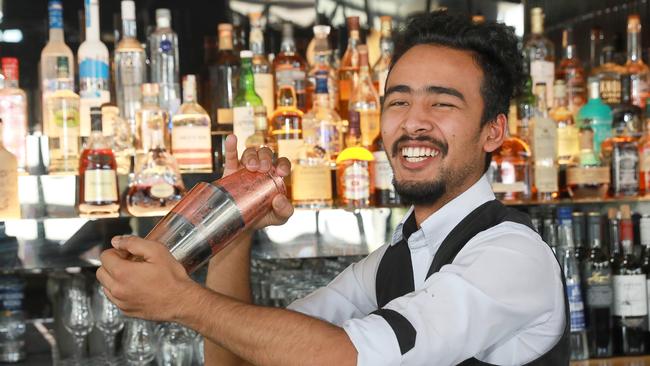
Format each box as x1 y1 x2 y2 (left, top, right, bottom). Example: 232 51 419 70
402 102 435 135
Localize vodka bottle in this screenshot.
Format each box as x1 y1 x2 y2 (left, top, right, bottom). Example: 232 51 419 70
40 0 74 134
114 0 146 133
149 9 181 116
78 0 110 140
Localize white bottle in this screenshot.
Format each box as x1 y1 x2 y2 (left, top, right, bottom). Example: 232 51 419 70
40 0 75 136
78 0 110 140
149 9 181 116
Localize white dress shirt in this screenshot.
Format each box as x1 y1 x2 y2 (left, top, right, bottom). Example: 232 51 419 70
288 174 565 366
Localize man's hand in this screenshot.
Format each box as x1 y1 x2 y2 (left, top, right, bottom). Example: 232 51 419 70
96 235 201 322
223 134 294 229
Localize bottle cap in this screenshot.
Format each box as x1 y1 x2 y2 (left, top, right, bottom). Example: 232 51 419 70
240 50 253 59
218 23 233 32
641 216 650 246
313 25 331 36
557 206 573 221
346 16 360 31
628 14 641 32
142 83 160 96
90 107 102 132
156 8 171 28
121 0 136 20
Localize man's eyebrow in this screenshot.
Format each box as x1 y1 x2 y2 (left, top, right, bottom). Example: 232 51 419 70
426 85 466 102
384 85 412 98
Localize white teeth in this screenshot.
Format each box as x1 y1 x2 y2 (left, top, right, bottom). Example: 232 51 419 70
401 146 439 158
405 156 426 162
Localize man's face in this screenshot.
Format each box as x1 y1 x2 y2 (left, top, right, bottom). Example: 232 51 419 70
381 44 490 205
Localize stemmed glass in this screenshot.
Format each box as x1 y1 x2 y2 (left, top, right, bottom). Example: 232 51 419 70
92 283 125 364
155 322 193 366
62 275 95 365
123 318 157 365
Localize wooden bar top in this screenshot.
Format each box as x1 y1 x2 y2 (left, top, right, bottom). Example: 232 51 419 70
571 356 650 365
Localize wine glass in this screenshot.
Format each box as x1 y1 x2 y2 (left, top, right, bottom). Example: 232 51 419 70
155 322 193 366
62 275 95 365
92 283 125 364
123 318 157 365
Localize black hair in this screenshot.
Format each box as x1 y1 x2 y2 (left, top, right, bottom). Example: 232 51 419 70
389 10 523 172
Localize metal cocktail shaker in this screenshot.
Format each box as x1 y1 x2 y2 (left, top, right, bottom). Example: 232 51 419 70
145 168 286 273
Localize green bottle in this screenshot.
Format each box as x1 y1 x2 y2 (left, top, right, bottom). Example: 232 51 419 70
576 77 613 157
233 50 263 157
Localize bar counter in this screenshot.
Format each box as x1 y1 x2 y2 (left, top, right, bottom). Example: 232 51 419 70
572 356 650 365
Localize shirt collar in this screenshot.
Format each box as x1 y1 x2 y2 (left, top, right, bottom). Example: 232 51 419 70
390 174 496 250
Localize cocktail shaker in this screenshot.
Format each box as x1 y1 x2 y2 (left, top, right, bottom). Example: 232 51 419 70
145 168 286 273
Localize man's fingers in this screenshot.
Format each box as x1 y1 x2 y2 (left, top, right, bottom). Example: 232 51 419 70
275 157 292 177
96 267 117 296
271 194 294 223
224 134 240 174
240 148 260 171
111 235 165 262
257 147 274 172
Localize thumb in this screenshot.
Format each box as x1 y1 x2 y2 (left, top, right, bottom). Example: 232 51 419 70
111 235 165 262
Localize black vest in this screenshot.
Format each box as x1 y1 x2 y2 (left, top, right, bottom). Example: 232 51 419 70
372 200 570 365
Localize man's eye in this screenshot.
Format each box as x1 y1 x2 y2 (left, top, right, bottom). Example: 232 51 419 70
387 100 408 107
433 103 456 109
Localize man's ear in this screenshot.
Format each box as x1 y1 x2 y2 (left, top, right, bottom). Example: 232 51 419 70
483 114 507 154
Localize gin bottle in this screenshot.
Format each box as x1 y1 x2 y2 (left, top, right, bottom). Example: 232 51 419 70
577 77 613 157
149 9 181 116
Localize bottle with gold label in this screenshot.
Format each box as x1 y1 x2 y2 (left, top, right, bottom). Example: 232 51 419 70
567 126 610 199
248 12 274 117
372 16 393 102
532 83 558 200
349 45 380 149
336 114 374 208
338 16 361 120
0 118 20 219
551 80 578 198
626 14 649 109
270 85 303 165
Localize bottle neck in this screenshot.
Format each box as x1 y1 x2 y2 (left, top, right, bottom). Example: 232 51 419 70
49 28 64 42
122 18 137 39
379 36 394 57
49 2 65 42
564 44 576 60
239 59 255 92
183 85 196 104
254 117 268 131
219 32 233 51
347 31 360 50
531 14 544 35
281 36 296 53
85 1 100 41
250 27 265 55
314 93 330 109
628 30 642 63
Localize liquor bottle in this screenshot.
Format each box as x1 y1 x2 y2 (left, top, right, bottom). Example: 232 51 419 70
291 139 333 208
338 16 362 119
543 211 559 258
577 77 613 157
0 119 20 219
135 83 169 155
273 24 308 112
336 113 375 208
233 50 263 157
78 0 110 141
589 27 603 72
126 127 186 217
46 57 81 174
307 25 338 112
566 127 610 199
611 74 644 137
0 58 28 172
532 83 558 200
372 16 393 102
640 216 650 352
583 211 613 358
149 8 181 116
78 107 119 215
245 106 277 153
608 208 622 265
372 136 400 206
625 15 649 109
573 211 588 266
211 23 239 130
489 101 532 201
101 105 133 175
639 99 650 194
592 43 625 107
524 7 555 103
114 0 146 131
200 36 218 122
557 28 587 116
248 12 274 118
551 80 578 198
601 98 639 197
557 207 589 360
612 204 648 355
302 71 342 160
350 45 380 149
171 75 212 172
40 0 75 133
270 85 304 165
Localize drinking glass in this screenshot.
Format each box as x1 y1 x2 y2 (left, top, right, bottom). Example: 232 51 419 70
155 322 193 366
92 283 125 364
123 318 157 365
62 275 95 365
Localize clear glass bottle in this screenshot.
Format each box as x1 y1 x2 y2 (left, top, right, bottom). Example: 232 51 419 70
350 45 380 150
273 24 308 112
372 16 393 102
171 75 212 172
40 0 75 133
524 7 555 103
211 23 239 131
245 106 277 153
307 25 338 112
583 211 613 358
270 85 304 165
557 28 587 116
336 113 374 208
557 207 590 360
233 50 263 157
135 83 169 156
577 77 613 157
78 0 110 140
126 127 185 217
532 83 558 200
101 105 133 175
625 14 649 109
248 12 274 118
78 107 119 215
47 56 81 174
0 118 20 219
302 71 342 161
566 126 610 199
114 0 146 132
338 16 361 119
551 80 578 198
149 8 181 116
0 58 28 172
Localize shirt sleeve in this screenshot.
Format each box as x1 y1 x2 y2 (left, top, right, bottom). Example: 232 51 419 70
287 244 389 326
342 227 563 366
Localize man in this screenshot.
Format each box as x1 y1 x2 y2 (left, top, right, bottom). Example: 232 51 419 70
98 10 568 366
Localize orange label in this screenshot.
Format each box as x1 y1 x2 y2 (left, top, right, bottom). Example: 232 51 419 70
339 79 352 101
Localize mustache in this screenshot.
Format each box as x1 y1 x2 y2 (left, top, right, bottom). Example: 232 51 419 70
391 135 449 158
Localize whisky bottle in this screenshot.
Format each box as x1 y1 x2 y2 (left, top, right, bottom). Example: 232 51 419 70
601 96 639 197
0 118 20 219
0 58 28 172
78 107 119 216
524 7 555 103
612 74 644 137
532 83 558 200
338 16 362 119
566 127 610 199
233 50 263 157
577 77 613 157
592 42 625 106
245 106 277 153
135 83 169 155
625 15 649 109
248 12 274 117
273 24 307 112
557 28 587 116
350 45 380 149
372 16 393 102
336 113 374 208
270 85 303 165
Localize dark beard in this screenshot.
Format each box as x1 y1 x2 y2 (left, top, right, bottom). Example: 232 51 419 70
393 178 446 205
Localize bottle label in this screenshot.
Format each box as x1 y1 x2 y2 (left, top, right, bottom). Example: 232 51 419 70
84 169 118 202
79 57 110 137
171 124 212 168
532 118 557 160
115 52 145 120
599 77 622 105
233 106 256 158
567 281 586 332
343 162 370 200
291 164 332 201
530 60 555 102
217 108 233 125
339 79 352 102
275 67 306 92
373 151 394 190
534 165 558 193
253 73 275 116
79 58 110 81
565 71 586 111
150 182 175 199
631 73 648 108
566 167 610 185
490 182 526 194
0 94 28 169
49 101 80 156
277 139 304 164
557 126 579 159
613 146 639 191
613 274 648 317
586 271 612 307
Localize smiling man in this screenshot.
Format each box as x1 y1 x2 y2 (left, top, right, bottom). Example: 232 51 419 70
97 10 568 366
